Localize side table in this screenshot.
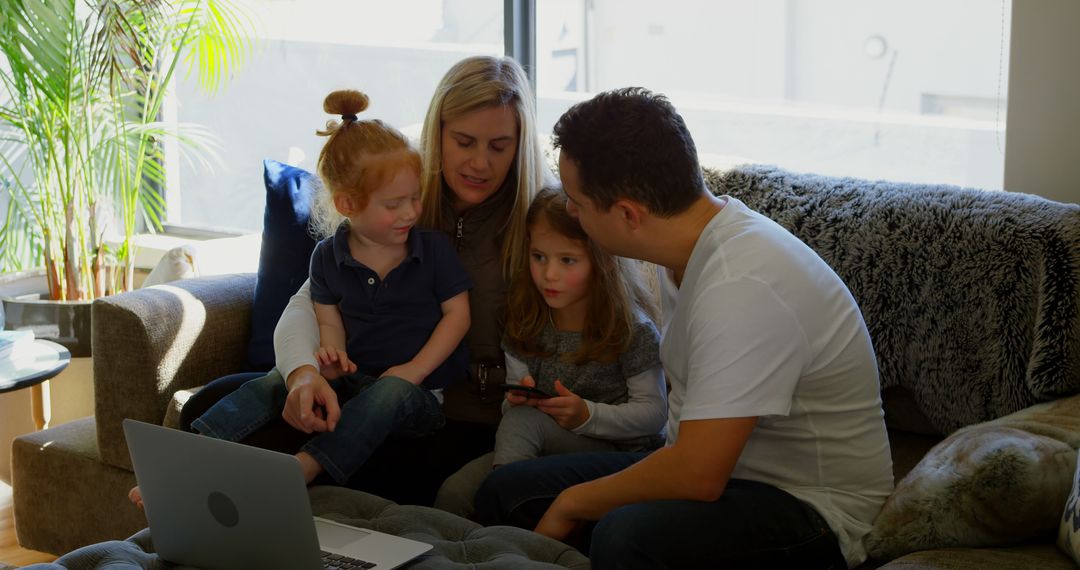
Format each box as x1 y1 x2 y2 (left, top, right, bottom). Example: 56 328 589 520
0 339 72 429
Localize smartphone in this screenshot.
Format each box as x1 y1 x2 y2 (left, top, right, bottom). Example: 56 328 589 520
496 382 554 399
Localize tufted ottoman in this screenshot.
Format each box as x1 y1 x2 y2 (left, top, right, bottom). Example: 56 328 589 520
19 486 590 569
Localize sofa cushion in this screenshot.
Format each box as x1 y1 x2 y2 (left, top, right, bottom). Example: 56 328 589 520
247 159 319 370
875 544 1077 569
1058 447 1080 563
164 386 202 430
865 394 1080 561
11 418 146 555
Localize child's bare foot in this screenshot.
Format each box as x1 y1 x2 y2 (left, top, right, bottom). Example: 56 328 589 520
296 451 324 484
128 486 144 509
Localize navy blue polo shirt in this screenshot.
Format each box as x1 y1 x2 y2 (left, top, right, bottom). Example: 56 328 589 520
308 224 472 390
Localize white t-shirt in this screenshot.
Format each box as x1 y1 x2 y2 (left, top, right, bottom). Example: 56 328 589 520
660 197 893 568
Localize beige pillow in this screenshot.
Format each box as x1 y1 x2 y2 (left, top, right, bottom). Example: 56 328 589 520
865 395 1080 561
1059 448 1080 562
142 244 198 287
141 233 262 288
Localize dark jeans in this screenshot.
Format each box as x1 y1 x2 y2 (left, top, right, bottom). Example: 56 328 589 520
180 372 264 431
179 371 496 505
475 452 848 570
191 369 445 484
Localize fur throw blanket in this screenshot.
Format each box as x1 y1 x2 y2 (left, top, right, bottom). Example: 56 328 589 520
705 165 1080 434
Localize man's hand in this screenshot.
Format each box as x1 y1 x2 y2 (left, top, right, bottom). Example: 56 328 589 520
535 484 587 541
537 380 590 429
283 365 341 433
381 361 427 386
505 375 542 408
539 417 760 544
315 346 356 381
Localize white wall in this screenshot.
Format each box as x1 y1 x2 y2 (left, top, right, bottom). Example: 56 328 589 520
1004 0 1080 204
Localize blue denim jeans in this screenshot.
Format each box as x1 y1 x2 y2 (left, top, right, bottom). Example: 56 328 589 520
474 452 848 570
191 369 444 484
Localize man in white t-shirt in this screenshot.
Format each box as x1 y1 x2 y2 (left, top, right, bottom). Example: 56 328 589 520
474 88 893 569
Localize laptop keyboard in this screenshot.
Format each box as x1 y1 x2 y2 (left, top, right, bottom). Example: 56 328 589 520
321 550 377 569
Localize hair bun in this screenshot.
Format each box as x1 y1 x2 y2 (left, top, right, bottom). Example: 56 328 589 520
323 89 370 120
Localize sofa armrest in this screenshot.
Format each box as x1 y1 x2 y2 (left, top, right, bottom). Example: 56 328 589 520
93 273 256 470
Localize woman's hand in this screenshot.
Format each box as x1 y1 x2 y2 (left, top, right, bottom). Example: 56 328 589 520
283 365 340 433
537 380 590 429
315 346 356 380
505 375 542 407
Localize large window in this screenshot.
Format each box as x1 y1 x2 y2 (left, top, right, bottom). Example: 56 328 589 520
167 0 1011 233
536 0 1011 188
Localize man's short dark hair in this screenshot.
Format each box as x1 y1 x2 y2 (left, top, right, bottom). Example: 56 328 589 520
552 87 708 217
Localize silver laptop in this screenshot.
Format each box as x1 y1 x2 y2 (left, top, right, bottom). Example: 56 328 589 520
123 419 432 570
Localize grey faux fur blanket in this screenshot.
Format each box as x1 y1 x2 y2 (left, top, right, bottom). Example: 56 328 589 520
704 165 1080 434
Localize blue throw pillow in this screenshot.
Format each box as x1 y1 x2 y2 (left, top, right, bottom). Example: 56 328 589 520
247 159 319 370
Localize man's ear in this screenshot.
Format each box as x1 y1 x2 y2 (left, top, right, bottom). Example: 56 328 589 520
613 199 646 231
333 194 356 216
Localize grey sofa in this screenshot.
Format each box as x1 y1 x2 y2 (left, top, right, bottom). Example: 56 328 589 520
12 164 1080 568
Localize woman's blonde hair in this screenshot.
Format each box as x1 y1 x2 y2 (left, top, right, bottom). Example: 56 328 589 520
310 89 421 238
418 55 550 278
504 186 657 365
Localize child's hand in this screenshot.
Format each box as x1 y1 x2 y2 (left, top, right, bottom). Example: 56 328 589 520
315 346 356 380
505 375 542 407
537 380 590 429
381 361 427 385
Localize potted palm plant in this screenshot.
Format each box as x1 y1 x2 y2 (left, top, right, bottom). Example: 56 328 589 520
0 0 252 297
0 0 251 352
